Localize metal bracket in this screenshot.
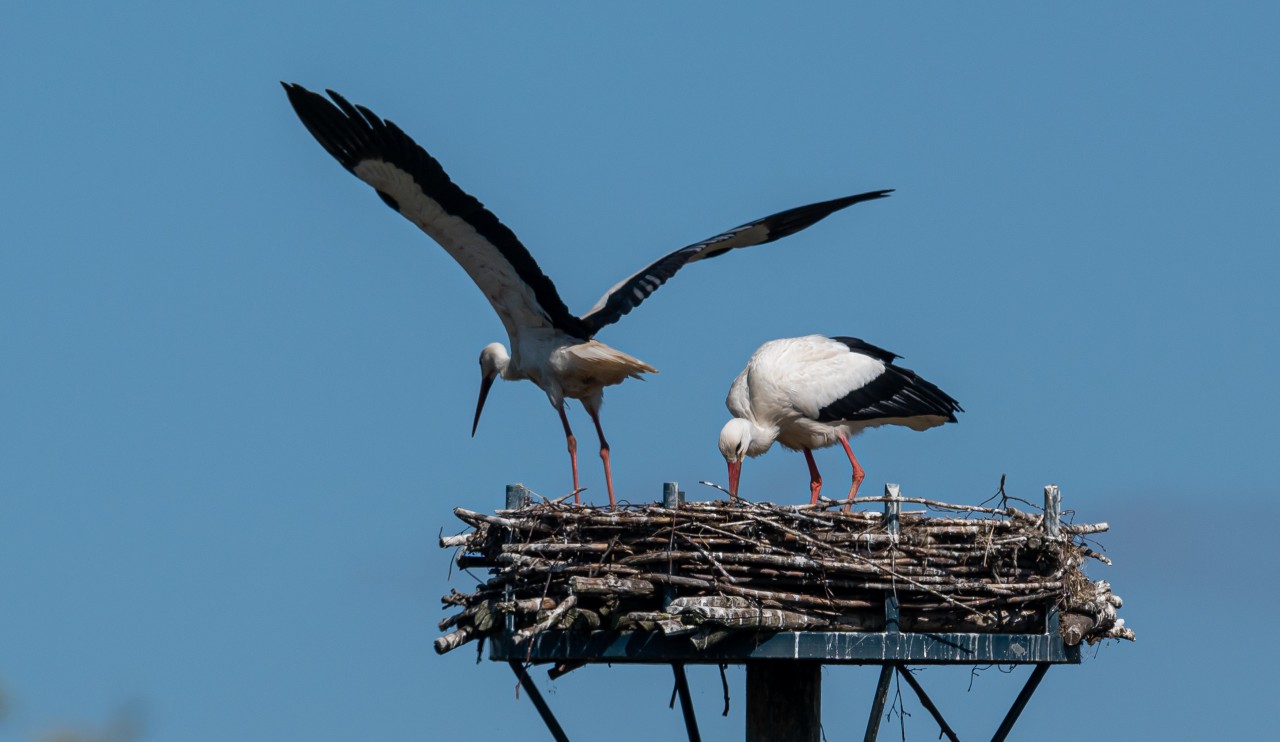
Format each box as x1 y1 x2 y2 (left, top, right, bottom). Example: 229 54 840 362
862 662 1052 742
508 660 569 742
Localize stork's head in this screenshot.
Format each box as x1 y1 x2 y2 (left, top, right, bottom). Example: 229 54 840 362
717 418 755 498
473 343 511 436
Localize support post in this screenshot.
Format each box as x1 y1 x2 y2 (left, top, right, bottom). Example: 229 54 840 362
883 483 901 541
506 483 531 510
990 663 1050 742
661 482 681 610
508 660 570 742
867 486 903 741
1043 484 1062 636
1043 485 1061 539
895 665 959 742
883 484 901 633
864 664 894 742
503 484 530 636
663 481 683 508
746 662 821 742
672 663 701 742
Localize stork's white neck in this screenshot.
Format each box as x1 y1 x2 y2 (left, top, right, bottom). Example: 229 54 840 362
743 419 779 457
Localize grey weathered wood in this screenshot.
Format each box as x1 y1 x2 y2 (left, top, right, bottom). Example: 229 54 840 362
1043 485 1061 538
568 575 655 596
1060 613 1097 646
746 662 821 742
513 595 578 644
663 481 683 508
432 625 474 654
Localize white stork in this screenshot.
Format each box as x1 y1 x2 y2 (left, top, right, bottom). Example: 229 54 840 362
718 335 961 509
283 84 892 508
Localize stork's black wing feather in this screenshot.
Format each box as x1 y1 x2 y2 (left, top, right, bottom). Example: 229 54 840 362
282 83 592 340
817 337 962 423
578 190 892 334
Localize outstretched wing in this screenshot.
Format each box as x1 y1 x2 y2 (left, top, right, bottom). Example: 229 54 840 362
282 83 592 341
578 190 892 334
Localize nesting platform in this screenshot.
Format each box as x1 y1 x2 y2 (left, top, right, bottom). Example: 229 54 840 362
436 484 1131 741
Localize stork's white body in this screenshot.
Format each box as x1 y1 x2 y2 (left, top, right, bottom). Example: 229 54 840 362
284 84 891 507
493 337 656 410
719 335 961 507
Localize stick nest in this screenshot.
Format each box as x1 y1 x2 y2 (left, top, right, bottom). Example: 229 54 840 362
436 495 1132 655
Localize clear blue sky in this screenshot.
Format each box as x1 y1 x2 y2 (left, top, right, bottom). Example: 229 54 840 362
3 3 1277 740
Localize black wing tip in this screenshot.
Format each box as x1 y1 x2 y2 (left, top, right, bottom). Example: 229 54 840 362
808 189 893 213
761 188 893 241
813 188 894 213
281 83 385 173
281 81 324 106
840 188 893 202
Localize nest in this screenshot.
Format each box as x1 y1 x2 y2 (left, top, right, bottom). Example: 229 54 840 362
436 494 1132 655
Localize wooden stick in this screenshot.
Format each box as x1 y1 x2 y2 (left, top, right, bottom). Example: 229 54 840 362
513 595 578 644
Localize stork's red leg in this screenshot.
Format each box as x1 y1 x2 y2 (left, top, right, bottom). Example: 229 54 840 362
557 405 581 503
836 434 865 511
802 448 823 505
586 404 617 510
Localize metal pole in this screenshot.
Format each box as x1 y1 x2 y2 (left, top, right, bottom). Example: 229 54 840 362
990 663 1050 742
884 485 901 632
502 485 529 636
661 482 681 610
863 664 894 742
507 483 531 509
509 660 571 742
672 663 702 742
894 665 959 742
884 483 901 541
865 487 903 742
1044 484 1063 637
747 662 821 742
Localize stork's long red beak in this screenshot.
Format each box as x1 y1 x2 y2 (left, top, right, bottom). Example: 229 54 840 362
727 460 742 500
472 373 496 437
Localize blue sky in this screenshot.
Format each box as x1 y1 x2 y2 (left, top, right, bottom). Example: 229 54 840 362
2 2 1277 739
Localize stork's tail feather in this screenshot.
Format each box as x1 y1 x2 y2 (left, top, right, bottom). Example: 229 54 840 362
562 340 658 387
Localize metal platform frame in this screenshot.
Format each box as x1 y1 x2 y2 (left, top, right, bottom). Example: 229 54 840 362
487 484 1077 741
